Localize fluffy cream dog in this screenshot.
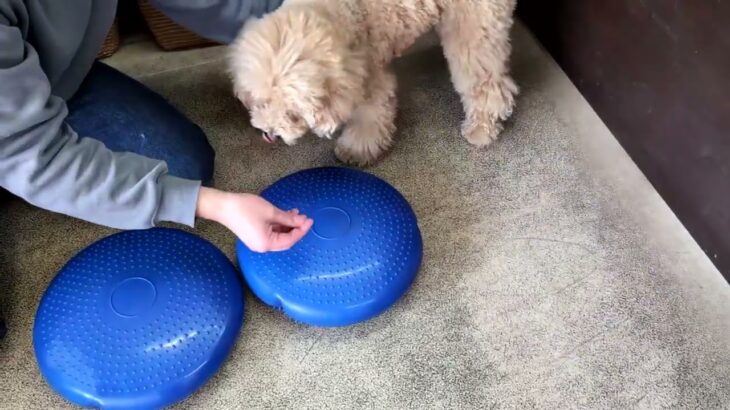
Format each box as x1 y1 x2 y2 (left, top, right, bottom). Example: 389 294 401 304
228 0 518 165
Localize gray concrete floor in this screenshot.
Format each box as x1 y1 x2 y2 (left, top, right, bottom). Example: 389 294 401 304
1 24 729 409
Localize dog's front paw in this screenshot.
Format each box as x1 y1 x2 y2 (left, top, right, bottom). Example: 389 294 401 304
334 137 382 166
461 76 517 147
488 76 518 122
461 116 503 147
334 125 390 166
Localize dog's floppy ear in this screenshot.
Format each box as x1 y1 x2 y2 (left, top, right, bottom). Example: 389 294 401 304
309 78 355 133
314 77 338 109
314 86 332 111
313 99 330 121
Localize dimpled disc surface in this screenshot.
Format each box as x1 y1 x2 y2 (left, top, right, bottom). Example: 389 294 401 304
236 167 423 327
33 228 244 410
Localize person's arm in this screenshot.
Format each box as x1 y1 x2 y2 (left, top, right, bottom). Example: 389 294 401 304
0 13 312 249
0 18 199 230
149 0 283 44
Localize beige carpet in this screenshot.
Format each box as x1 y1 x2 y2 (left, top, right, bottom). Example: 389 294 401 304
1 24 729 409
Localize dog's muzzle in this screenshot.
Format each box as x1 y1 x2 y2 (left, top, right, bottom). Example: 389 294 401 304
262 130 279 144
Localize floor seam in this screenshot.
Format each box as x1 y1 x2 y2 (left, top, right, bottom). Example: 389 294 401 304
134 57 226 79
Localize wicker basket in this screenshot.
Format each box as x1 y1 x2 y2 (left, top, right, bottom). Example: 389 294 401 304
138 0 218 51
97 20 121 58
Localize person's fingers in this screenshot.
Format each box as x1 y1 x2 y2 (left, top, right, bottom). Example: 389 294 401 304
271 224 293 234
272 208 307 232
268 218 313 251
272 208 308 227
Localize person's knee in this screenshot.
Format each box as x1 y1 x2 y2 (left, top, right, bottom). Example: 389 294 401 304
186 126 215 186
190 137 215 186
167 125 215 185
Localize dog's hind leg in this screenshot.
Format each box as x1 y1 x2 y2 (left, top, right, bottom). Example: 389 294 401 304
335 67 398 166
437 0 518 146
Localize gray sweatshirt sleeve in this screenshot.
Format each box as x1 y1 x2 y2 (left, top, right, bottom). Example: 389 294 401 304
150 0 283 44
0 21 201 230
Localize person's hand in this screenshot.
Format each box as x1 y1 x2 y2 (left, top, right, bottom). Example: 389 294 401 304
196 187 313 252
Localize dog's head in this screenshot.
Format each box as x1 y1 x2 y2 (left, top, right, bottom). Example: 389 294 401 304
228 6 368 145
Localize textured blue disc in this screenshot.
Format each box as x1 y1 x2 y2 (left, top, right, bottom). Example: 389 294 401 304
33 228 244 409
236 167 423 327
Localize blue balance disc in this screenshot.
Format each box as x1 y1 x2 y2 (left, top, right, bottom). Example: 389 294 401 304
33 228 244 410
236 167 423 327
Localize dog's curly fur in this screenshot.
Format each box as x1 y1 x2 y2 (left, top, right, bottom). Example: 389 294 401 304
228 0 518 165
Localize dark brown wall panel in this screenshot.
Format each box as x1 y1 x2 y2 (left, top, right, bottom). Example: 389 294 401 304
517 1 730 279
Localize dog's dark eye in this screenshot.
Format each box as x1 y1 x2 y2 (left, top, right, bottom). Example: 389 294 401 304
287 111 302 124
